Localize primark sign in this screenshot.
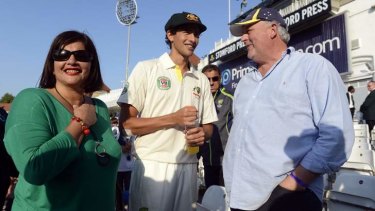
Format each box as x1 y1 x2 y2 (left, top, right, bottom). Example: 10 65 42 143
284 0 331 29
218 56 257 95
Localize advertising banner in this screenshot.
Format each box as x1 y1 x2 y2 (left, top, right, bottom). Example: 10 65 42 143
218 56 257 95
208 39 247 63
284 0 331 29
216 14 348 95
289 14 349 73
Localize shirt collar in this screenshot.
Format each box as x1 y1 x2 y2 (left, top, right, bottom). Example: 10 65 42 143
159 53 175 70
159 52 197 72
254 47 293 80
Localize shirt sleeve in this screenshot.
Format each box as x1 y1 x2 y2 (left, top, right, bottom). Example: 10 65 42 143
117 62 147 113
4 89 80 185
300 56 354 174
201 75 218 125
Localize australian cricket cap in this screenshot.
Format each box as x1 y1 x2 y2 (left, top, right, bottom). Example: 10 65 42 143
230 7 287 36
165 12 207 33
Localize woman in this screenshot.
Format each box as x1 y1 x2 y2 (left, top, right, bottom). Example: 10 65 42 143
4 31 121 211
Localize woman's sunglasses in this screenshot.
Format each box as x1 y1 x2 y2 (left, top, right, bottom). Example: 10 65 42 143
53 49 93 62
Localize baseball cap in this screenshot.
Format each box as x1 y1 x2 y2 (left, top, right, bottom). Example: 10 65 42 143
165 12 207 33
230 7 287 37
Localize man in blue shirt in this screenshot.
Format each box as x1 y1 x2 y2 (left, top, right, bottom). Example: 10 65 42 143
223 7 354 211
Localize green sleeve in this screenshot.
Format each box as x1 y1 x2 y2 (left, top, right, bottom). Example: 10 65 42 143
4 88 80 185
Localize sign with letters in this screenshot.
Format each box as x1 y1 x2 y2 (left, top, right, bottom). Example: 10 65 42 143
289 14 349 73
284 0 331 29
218 56 257 95
209 39 247 63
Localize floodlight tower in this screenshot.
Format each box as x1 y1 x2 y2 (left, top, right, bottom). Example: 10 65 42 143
116 0 138 82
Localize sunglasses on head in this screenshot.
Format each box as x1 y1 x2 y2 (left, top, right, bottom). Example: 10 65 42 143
53 49 93 62
207 76 220 82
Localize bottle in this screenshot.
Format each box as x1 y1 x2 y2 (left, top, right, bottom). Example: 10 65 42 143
181 72 201 155
187 145 199 154
186 90 200 155
186 120 199 154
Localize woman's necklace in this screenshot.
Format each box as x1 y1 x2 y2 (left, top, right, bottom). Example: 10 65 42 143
54 87 85 113
54 87 110 166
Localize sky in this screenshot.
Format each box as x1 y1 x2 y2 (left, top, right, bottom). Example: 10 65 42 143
0 0 261 97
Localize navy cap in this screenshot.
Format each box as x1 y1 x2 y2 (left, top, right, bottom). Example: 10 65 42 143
230 7 287 36
165 12 207 33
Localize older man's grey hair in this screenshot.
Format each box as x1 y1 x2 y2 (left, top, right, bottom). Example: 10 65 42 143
265 21 290 44
277 24 290 44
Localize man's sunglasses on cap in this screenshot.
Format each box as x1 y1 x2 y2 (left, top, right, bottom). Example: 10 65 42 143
53 49 93 62
207 76 220 82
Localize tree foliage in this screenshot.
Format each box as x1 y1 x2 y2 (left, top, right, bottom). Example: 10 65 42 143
0 93 15 103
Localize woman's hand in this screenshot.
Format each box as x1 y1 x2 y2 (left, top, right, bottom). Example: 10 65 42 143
73 97 97 127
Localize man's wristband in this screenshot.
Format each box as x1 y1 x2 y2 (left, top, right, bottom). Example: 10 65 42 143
290 171 309 188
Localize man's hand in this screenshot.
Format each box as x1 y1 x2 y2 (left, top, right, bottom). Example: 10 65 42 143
279 174 306 191
279 166 319 191
185 126 205 147
174 106 198 128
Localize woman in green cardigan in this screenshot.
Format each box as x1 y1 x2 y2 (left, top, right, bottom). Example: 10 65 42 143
4 30 121 211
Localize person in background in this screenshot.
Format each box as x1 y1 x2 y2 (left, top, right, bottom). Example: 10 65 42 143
113 117 134 211
117 12 218 211
223 7 354 211
198 64 233 189
360 81 375 136
4 30 121 211
112 116 121 141
0 107 18 211
346 86 355 119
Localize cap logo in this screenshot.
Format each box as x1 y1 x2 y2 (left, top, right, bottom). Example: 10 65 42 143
186 14 199 22
237 8 261 25
252 9 261 21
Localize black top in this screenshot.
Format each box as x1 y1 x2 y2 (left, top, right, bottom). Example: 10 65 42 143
198 88 233 166
360 90 375 120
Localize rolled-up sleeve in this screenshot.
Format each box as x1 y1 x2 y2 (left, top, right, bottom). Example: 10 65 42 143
300 57 355 174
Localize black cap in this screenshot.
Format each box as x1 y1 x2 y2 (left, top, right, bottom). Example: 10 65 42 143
164 12 207 33
230 7 287 36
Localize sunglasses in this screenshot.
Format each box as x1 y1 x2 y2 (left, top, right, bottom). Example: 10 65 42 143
207 76 220 82
53 49 93 62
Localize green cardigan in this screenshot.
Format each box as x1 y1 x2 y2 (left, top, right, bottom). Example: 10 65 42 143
4 88 121 211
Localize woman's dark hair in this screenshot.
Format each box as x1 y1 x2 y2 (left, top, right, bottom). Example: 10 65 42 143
38 30 104 93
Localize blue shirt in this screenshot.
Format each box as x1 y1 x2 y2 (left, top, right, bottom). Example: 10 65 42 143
223 48 354 210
